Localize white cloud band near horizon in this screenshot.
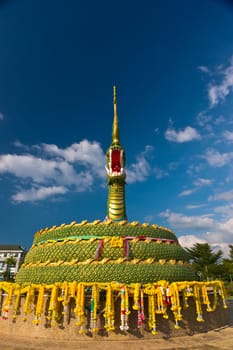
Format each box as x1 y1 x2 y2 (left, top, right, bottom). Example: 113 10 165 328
160 209 233 256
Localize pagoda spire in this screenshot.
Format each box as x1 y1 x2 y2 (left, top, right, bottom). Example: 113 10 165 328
105 86 127 222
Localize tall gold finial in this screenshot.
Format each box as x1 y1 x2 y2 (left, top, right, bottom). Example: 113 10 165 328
113 85 117 104
112 85 120 144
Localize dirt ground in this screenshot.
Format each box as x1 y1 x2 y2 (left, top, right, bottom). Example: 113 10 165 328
0 326 233 350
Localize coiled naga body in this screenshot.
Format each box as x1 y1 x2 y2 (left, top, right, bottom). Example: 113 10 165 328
106 86 127 222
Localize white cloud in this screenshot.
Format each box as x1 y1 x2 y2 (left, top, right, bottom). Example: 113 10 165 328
196 112 212 127
214 115 225 125
0 142 100 202
208 85 227 107
178 235 207 248
12 186 68 202
127 146 167 182
41 140 106 178
202 148 233 167
223 130 233 142
217 217 233 235
153 167 168 179
214 203 233 217
126 145 153 184
186 163 204 176
197 66 210 74
209 189 233 202
193 178 213 187
0 154 58 182
159 209 215 230
42 139 103 164
195 111 217 138
165 126 201 143
13 140 30 150
208 56 233 107
168 162 179 171
0 140 153 202
212 243 231 257
160 209 233 257
0 112 4 120
179 189 196 197
178 234 230 256
0 140 107 202
186 204 205 210
178 179 212 199
0 153 94 194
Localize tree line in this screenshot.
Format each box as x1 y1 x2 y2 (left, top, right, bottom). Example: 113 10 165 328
186 243 233 295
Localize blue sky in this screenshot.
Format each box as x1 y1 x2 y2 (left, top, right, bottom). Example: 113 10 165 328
1 0 233 255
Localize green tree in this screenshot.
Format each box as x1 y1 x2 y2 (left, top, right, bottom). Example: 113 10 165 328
3 255 16 281
186 243 222 281
221 245 233 282
228 244 233 261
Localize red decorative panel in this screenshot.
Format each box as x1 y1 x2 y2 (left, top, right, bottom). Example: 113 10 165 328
111 150 121 172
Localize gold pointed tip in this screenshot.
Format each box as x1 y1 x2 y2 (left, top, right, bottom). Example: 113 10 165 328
113 85 117 102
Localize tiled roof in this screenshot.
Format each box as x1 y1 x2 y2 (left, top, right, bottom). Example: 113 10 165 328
0 244 25 251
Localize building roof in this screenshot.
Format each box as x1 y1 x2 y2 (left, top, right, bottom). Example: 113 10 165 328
0 244 25 251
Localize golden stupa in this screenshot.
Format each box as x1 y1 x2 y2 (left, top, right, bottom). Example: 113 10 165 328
15 86 195 285
0 87 227 337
